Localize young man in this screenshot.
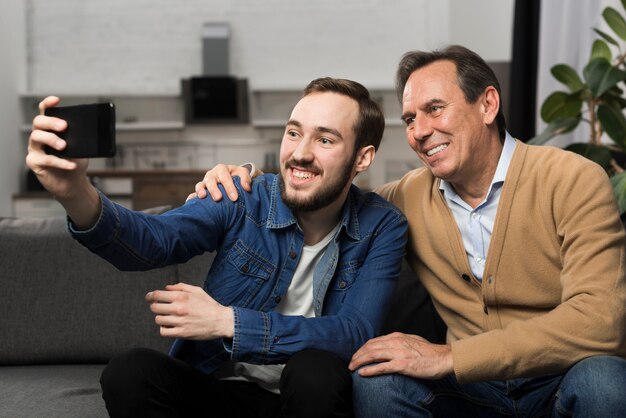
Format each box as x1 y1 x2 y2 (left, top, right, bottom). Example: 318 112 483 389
196 46 626 417
26 77 407 417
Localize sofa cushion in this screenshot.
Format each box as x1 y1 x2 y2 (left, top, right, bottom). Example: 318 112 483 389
0 216 176 365
0 364 108 417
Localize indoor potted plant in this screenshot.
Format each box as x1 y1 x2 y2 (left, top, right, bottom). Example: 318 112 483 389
529 0 626 215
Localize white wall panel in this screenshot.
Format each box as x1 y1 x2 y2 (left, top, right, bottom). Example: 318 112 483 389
26 0 448 94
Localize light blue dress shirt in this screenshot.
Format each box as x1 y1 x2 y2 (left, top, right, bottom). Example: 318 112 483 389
439 133 517 280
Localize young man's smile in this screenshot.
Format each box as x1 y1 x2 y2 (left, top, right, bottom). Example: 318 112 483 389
287 164 321 184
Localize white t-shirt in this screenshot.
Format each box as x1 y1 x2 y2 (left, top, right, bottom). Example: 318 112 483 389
218 223 341 393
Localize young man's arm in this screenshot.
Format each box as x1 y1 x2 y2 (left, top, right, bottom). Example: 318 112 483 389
27 97 238 343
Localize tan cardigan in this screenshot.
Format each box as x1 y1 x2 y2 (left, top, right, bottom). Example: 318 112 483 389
376 141 626 383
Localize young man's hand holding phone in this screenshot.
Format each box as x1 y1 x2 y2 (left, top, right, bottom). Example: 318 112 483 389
26 98 116 229
44 102 116 158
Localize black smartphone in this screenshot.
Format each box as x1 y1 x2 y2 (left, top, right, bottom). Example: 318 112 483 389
44 103 116 158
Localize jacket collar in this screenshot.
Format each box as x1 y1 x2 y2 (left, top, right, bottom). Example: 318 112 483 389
266 175 361 241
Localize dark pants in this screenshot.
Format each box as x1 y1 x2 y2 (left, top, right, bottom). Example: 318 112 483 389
100 347 353 418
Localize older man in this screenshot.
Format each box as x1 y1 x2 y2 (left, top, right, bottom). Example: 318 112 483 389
196 46 626 417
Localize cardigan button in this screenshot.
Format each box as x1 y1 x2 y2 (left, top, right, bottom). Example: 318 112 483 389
461 274 471 282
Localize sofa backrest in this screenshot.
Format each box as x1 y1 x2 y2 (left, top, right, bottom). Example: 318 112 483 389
0 216 214 365
0 215 445 366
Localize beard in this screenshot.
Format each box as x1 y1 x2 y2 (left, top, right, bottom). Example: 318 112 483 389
279 153 356 213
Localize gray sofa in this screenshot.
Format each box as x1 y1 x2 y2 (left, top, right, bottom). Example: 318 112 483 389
0 215 213 417
0 214 444 418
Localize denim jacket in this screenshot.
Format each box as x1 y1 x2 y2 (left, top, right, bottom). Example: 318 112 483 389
71 174 407 374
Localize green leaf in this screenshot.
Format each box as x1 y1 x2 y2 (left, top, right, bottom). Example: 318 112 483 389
622 0 626 14
604 94 626 109
527 117 581 145
551 64 584 92
584 58 626 97
540 91 582 123
603 7 626 40
597 103 626 151
610 171 626 215
591 39 612 62
564 142 613 170
594 28 620 46
607 84 624 96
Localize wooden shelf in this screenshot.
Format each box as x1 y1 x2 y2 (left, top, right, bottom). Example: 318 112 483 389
116 121 185 131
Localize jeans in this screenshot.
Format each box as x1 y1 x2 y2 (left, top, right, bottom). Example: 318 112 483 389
101 348 353 418
352 356 626 417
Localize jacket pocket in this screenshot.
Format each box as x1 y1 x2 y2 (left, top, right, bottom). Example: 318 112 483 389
205 240 275 307
228 239 275 280
329 259 361 292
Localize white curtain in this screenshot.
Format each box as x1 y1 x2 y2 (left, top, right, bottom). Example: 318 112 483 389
537 0 622 147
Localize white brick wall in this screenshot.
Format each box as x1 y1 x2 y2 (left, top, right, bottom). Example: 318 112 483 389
26 0 449 94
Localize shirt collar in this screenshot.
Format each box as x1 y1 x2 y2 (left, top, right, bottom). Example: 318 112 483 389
493 132 517 185
439 131 517 196
266 175 360 241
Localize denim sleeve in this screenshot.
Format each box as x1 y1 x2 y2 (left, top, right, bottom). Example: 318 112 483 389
225 209 408 364
70 189 239 271
226 307 272 363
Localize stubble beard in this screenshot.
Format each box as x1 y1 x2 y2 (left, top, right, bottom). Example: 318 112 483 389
279 153 356 213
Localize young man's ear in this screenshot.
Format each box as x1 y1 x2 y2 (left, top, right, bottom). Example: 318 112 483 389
354 145 376 173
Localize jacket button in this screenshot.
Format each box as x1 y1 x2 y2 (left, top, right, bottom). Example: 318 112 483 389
483 305 489 314
289 251 297 259
461 274 471 282
241 264 249 273
274 295 281 303
338 281 347 289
